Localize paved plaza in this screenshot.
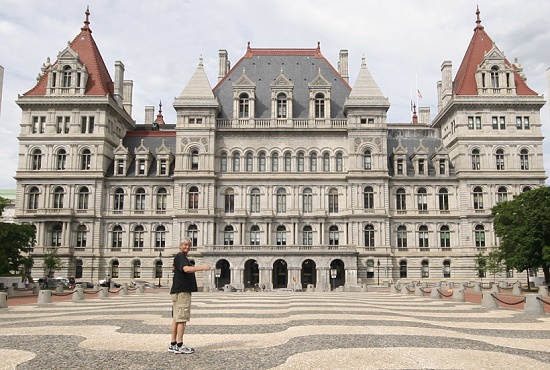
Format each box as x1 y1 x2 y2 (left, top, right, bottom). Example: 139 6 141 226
1 290 549 369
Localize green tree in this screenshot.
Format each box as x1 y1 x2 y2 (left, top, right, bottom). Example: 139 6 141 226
43 248 64 277
492 186 550 284
486 249 504 282
473 252 487 282
0 196 35 275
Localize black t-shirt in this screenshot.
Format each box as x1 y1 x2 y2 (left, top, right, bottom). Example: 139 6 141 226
170 252 198 294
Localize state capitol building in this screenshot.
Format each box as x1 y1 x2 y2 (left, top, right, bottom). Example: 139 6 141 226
13 8 547 290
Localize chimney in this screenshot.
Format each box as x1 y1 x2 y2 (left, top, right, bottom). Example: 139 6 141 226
114 61 125 107
440 61 452 108
418 107 431 125
436 81 443 112
145 106 154 125
123 80 133 116
0 65 4 118
338 50 349 83
218 50 228 82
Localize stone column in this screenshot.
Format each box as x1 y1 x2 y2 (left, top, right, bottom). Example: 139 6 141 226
524 294 544 315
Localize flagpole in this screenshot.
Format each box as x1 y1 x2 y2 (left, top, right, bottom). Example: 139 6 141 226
416 74 419 112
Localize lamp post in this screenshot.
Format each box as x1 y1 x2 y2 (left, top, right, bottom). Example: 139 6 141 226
215 268 221 291
377 259 380 286
157 251 162 288
330 268 337 291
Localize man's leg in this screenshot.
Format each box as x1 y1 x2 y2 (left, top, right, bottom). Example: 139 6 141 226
176 321 186 343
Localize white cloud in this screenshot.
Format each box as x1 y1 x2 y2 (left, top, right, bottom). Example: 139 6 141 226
0 0 549 189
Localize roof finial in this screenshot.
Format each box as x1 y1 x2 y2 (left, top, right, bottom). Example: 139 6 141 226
247 41 251 51
198 55 203 68
158 100 162 115
361 54 366 67
81 6 92 32
317 41 321 51
475 6 484 30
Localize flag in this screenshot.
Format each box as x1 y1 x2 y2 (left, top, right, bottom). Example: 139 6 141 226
417 89 423 99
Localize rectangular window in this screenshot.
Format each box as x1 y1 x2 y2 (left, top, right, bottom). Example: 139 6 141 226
439 159 446 175
159 159 167 175
468 117 474 129
225 194 234 213
138 159 146 175
492 117 498 130
499 116 505 130
524 117 530 129
81 116 95 133
418 159 425 175
117 160 125 175
475 117 481 130
397 159 403 175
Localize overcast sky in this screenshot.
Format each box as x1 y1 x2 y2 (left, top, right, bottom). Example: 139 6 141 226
1 0 549 189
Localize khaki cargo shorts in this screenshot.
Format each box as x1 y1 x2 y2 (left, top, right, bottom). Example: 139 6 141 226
171 292 191 322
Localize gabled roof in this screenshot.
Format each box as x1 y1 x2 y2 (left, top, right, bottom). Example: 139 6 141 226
348 56 386 99
24 7 114 96
176 57 216 99
453 7 537 96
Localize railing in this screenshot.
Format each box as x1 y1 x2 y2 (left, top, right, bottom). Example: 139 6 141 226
216 118 348 129
203 244 357 252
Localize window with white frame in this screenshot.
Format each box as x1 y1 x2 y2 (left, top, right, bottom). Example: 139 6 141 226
246 152 253 172
497 186 508 203
232 152 240 172
310 152 317 172
135 188 146 211
364 150 372 170
475 225 486 248
250 188 260 213
239 93 250 118
134 225 144 249
258 152 266 172
250 225 260 245
28 187 40 209
314 93 325 118
277 93 287 118
76 225 87 248
440 225 451 248
81 149 91 170
302 188 313 213
421 260 429 278
397 225 407 249
417 187 428 211
418 225 429 249
396 188 407 211
271 153 279 172
473 187 484 210
276 225 287 246
57 149 67 170
224 225 234 245
328 225 339 245
114 188 124 211
224 188 235 213
438 188 449 210
220 152 228 172
78 186 89 210
188 186 199 210
284 152 291 172
276 188 286 213
495 149 505 170
323 152 330 172
53 187 64 209
297 152 305 172
364 224 374 248
471 149 481 170
520 149 529 170
112 225 123 248
155 225 166 249
303 225 313 245
187 224 198 248
191 150 199 170
335 152 343 172
328 188 338 213
51 224 62 247
156 187 167 211
363 186 374 209
32 149 42 170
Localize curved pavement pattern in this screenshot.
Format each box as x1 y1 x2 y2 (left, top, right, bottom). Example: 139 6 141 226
1 291 549 369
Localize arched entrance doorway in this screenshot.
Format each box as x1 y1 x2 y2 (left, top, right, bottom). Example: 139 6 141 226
215 259 231 288
330 259 345 289
301 259 316 289
273 259 287 288
244 259 259 288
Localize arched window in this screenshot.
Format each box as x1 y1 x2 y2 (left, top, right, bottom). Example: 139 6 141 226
277 93 287 118
440 225 451 249
224 188 235 213
112 225 123 249
397 225 407 249
364 224 375 248
188 186 199 210
63 65 72 87
315 93 325 118
438 188 449 211
114 188 124 211
520 149 529 170
284 152 292 172
310 151 317 172
475 225 486 248
53 186 64 209
418 225 429 249
302 188 313 213
400 260 407 278
523 186 532 192
258 152 266 172
239 93 250 118
134 225 144 249
220 152 228 172
276 188 286 213
51 224 62 247
133 260 141 278
111 260 120 279
232 152 240 172
297 152 305 172
156 187 167 211
363 186 374 209
80 149 91 170
32 149 42 170
495 149 505 170
135 187 146 211
303 225 313 245
490 65 499 88
77 186 89 210
250 188 260 213
328 225 339 246
250 225 260 245
271 153 279 172
28 187 40 210
363 150 372 170
443 260 451 278
276 225 287 246
224 225 234 245
473 186 484 210
417 187 428 211
335 152 343 172
191 150 199 170
396 188 407 211
323 152 330 172
76 225 87 248
421 260 429 278
187 224 198 248
155 225 166 249
497 186 508 203
471 149 480 170
246 152 253 172
57 149 67 170
328 188 338 213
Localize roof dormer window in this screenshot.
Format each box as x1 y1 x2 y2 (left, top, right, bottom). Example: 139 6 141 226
63 65 72 87
490 66 499 88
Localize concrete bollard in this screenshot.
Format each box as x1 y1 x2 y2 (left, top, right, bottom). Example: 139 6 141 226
538 286 549 296
137 285 145 294
38 290 53 304
524 294 544 315
401 285 409 295
306 284 314 292
481 292 498 310
421 281 428 288
452 288 465 302
474 282 482 292
98 286 109 298
72 288 84 301
119 284 128 296
6 286 15 297
499 281 508 289
431 287 441 299
390 285 400 294
224 284 232 293
491 284 500 293
361 283 368 292
32 285 40 294
414 286 424 296
0 292 7 308
55 285 64 293
512 281 523 295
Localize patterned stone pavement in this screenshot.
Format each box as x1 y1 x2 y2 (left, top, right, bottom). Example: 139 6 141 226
1 291 549 369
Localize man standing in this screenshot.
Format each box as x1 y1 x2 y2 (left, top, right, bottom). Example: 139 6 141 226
169 237 210 354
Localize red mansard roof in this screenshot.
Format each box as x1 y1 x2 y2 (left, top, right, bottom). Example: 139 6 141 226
453 8 537 96
24 7 114 97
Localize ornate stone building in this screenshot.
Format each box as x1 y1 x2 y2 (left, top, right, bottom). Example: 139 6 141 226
14 8 546 289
